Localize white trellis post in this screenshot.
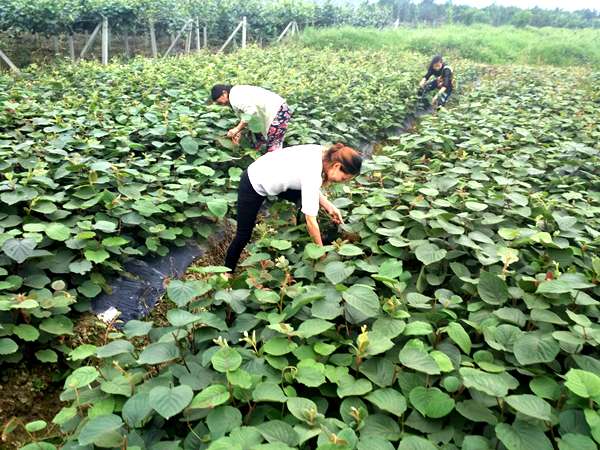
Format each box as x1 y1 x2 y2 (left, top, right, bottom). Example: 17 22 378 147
149 21 158 58
80 22 102 59
164 19 193 57
195 18 201 51
203 26 208 48
68 34 75 61
0 48 19 73
185 26 192 54
124 29 130 58
101 16 109 65
218 19 244 53
241 16 247 48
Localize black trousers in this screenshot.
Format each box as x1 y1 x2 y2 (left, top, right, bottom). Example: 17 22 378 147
224 170 301 271
421 80 452 106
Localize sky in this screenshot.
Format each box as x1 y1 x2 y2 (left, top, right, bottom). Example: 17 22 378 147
433 0 598 11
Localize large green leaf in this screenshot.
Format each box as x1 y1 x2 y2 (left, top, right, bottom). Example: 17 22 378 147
505 395 552 421
190 385 230 409
137 342 180 365
324 261 354 284
78 414 124 447
211 347 243 372
399 343 440 375
365 388 407 417
122 393 152 428
409 387 455 418
0 338 18 355
149 385 193 419
166 280 211 307
2 238 36 263
415 243 447 266
564 369 600 399
342 284 380 319
460 367 517 397
477 271 509 305
495 421 553 450
513 334 560 365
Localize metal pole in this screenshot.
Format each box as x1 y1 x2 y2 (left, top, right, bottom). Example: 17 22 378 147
241 16 247 48
80 22 102 59
218 20 243 53
149 22 158 58
0 48 19 73
101 16 109 65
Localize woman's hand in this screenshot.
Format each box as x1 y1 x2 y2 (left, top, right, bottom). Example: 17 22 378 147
231 131 242 145
326 204 344 225
227 127 240 138
319 193 345 225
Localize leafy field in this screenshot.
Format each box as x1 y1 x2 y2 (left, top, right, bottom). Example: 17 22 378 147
0 45 430 366
1 41 600 450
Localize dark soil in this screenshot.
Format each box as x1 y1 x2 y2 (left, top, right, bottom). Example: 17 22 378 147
0 313 110 449
0 363 63 449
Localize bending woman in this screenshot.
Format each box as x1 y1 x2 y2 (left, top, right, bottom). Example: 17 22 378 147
418 55 454 107
224 143 363 271
211 84 292 152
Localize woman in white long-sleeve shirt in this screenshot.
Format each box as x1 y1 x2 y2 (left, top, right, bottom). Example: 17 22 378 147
224 143 363 271
211 84 292 153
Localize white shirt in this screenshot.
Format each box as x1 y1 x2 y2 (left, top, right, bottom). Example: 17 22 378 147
248 145 323 217
229 85 285 137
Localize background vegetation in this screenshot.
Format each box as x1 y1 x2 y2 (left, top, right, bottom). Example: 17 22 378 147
300 24 600 67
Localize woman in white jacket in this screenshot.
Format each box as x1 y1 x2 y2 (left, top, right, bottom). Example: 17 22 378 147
224 143 363 271
211 84 292 153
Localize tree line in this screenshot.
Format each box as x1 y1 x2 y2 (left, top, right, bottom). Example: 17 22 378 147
0 0 597 42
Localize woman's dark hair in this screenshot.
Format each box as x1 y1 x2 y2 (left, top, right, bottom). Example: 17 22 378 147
325 143 362 176
429 55 444 70
211 84 233 101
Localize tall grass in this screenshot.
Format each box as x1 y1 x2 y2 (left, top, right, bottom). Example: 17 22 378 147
300 25 600 67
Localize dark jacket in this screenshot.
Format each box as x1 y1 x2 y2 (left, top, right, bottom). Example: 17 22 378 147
424 65 453 91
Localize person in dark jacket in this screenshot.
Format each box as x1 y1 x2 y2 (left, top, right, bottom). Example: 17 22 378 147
418 55 453 107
